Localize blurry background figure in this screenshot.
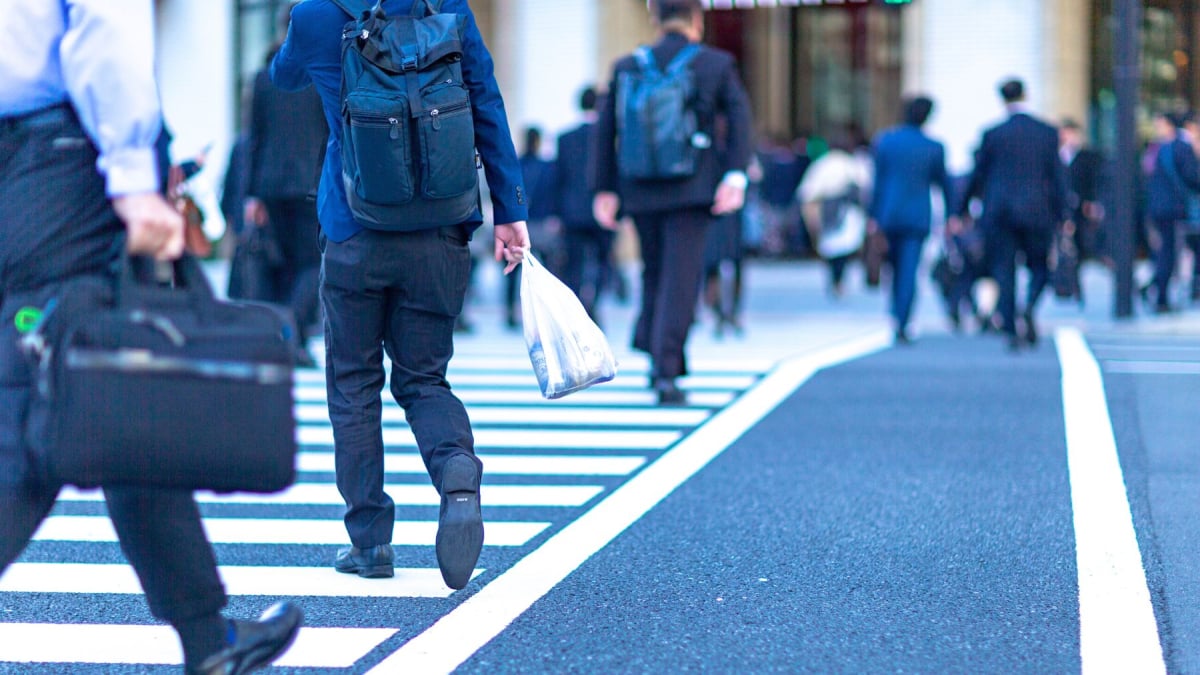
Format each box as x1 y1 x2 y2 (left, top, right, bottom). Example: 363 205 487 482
703 116 747 337
869 95 951 344
239 1 328 366
753 134 808 258
1181 114 1200 303
506 126 560 329
1142 110 1200 313
555 86 615 326
1057 118 1106 306
798 125 872 299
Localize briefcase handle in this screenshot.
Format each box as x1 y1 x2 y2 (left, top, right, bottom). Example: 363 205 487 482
116 252 217 316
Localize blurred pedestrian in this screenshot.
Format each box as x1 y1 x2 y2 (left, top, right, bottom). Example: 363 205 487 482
1143 110 1200 313
1057 118 1106 305
957 78 1067 351
798 126 871 298
505 126 558 329
271 0 530 589
869 95 951 344
555 86 616 325
0 2 302 673
242 2 328 366
593 0 753 406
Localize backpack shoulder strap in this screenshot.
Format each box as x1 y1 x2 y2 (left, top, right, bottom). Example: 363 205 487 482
411 0 441 17
632 46 658 74
665 44 701 76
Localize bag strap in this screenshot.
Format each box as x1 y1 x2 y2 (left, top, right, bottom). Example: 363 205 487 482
632 47 658 74
411 0 441 17
330 0 371 19
664 44 701 76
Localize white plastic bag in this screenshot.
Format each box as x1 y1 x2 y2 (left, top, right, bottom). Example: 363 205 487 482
519 252 618 399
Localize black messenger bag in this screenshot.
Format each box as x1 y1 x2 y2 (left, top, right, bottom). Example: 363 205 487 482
21 255 297 493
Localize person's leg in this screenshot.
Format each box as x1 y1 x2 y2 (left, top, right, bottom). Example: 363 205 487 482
383 225 481 589
632 214 665 357
887 231 924 337
649 209 711 385
1019 226 1053 342
275 199 323 355
988 225 1020 343
320 230 394 551
1153 219 1179 310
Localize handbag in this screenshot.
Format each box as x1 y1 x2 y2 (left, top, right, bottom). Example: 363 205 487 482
21 254 297 493
519 252 617 399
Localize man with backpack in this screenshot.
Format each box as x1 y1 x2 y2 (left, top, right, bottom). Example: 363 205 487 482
593 0 753 406
270 0 530 590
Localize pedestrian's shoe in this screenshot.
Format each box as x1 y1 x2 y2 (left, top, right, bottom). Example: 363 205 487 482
1021 311 1038 346
191 601 303 675
436 454 484 590
894 329 913 346
334 544 394 579
655 378 687 406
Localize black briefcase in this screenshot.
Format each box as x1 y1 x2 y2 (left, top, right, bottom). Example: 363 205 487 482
22 255 297 493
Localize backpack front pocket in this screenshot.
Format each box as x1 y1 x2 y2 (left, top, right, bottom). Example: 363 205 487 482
417 96 478 200
344 94 414 205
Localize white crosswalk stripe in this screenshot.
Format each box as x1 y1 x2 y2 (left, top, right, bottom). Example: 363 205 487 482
0 348 767 671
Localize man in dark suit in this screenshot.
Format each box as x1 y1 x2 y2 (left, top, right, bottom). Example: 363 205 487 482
869 96 951 344
958 78 1067 351
243 12 328 365
270 0 531 589
593 0 753 405
556 87 614 324
1144 111 1200 312
1057 118 1106 305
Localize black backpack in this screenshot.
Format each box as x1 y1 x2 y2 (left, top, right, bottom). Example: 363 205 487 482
331 0 480 230
614 44 704 181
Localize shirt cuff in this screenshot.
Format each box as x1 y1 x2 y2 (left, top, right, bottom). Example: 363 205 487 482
721 171 749 190
99 147 161 197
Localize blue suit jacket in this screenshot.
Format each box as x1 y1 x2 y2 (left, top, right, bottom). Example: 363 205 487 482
269 0 528 242
960 112 1066 230
869 124 950 234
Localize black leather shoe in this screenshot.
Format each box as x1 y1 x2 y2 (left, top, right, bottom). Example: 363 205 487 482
1021 311 1038 346
192 602 303 675
436 454 484 590
655 379 687 406
334 544 394 578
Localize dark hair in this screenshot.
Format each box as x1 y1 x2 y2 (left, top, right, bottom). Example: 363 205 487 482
903 96 934 127
1166 110 1194 129
652 0 703 24
579 86 598 113
1060 118 1081 131
524 127 542 155
999 78 1025 104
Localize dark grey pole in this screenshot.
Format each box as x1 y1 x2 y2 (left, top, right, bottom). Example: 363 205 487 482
1112 0 1141 319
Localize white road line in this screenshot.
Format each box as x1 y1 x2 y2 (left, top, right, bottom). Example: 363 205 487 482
1055 328 1166 674
0 563 473 598
295 452 647 477
293 387 736 407
31 516 548 547
291 358 772 382
57 483 604 507
292 404 710 427
369 329 893 675
1102 360 1200 375
295 426 680 450
442 373 757 389
0 624 395 669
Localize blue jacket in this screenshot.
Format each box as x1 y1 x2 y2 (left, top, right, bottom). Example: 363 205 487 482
269 0 528 242
1146 138 1200 223
869 124 950 234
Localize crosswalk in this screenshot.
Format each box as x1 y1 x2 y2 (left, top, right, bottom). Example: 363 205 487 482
0 347 774 672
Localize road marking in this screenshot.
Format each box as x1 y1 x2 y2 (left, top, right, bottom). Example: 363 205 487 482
295 426 680 450
32 516 548 546
295 452 647 476
57 483 605 507
1102 360 1200 375
441 373 757 389
292 387 737 408
0 624 395 669
368 329 892 674
1055 328 1166 674
293 404 710 427
0 563 474 599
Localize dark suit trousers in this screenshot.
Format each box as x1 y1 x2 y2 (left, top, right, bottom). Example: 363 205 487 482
885 231 926 331
989 225 1052 335
632 208 712 381
561 226 613 321
320 227 480 549
0 107 226 626
265 197 322 343
1151 218 1179 307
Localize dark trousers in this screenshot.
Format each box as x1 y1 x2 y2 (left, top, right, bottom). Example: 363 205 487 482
885 230 926 331
0 105 225 626
264 197 322 344
632 208 712 381
1151 218 1179 308
989 225 1052 336
320 226 480 549
561 226 614 321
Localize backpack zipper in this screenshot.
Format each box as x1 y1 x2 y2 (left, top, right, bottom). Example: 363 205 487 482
429 100 470 131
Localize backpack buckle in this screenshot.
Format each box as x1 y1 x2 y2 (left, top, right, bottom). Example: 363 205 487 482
400 55 418 72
